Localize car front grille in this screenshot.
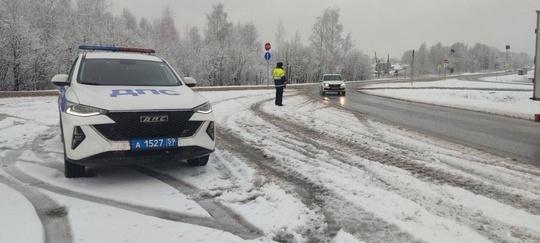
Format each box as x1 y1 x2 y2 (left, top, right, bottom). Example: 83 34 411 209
93 110 203 141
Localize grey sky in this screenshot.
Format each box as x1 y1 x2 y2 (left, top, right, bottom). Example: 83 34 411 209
111 0 540 59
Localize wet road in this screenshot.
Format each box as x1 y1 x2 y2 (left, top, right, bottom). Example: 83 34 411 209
304 79 540 167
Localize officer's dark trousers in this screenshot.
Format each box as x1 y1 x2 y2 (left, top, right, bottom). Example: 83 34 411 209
275 86 284 105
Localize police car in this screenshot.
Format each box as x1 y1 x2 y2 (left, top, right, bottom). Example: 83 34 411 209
51 45 215 178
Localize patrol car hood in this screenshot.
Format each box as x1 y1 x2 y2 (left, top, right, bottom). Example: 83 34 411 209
68 85 208 111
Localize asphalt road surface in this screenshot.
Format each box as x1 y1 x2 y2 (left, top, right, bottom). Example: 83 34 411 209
305 78 540 167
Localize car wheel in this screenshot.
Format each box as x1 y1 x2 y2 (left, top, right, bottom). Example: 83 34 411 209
342 91 346 96
59 113 64 144
64 157 85 178
63 143 85 178
187 155 209 166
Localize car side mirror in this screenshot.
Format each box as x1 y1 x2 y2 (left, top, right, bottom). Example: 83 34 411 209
184 77 197 87
51 74 69 86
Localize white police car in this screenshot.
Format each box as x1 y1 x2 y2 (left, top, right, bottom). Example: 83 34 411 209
51 45 215 178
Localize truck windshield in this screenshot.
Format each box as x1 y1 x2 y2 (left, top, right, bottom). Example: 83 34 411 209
78 59 181 86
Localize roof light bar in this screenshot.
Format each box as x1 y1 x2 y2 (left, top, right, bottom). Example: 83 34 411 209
78 45 156 54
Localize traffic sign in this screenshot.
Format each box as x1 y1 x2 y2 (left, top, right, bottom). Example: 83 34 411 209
264 42 271 51
264 52 271 60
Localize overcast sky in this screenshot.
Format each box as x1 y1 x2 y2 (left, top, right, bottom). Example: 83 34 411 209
111 0 540 59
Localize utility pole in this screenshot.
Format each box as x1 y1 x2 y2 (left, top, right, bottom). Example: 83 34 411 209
506 45 510 75
532 10 540 101
450 48 454 75
374 52 380 79
411 50 415 85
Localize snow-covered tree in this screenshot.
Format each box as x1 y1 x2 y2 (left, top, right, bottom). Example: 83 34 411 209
310 7 344 76
0 0 36 91
203 3 233 86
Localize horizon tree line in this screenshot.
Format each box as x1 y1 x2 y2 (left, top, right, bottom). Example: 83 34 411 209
0 0 532 91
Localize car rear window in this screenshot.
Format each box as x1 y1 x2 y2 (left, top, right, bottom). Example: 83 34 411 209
323 75 342 81
78 59 181 86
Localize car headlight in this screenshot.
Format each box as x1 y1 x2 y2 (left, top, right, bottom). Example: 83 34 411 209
324 83 329 87
66 101 108 117
193 102 213 114
340 82 346 87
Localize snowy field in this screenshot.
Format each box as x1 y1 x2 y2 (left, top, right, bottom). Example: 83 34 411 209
1 73 540 242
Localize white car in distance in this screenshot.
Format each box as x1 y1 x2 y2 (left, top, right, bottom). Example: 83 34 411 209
320 74 346 96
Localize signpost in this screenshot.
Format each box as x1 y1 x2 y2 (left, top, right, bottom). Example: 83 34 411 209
443 59 449 80
264 43 271 88
506 45 510 76
533 11 540 101
411 50 415 85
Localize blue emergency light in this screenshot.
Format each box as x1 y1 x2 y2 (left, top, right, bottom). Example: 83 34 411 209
78 45 155 54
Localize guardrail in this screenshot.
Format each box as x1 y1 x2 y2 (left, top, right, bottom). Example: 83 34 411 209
0 83 318 98
0 72 505 98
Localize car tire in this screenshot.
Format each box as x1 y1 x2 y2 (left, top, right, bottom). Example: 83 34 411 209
342 91 346 96
63 143 85 178
59 115 65 144
64 156 86 178
187 155 209 166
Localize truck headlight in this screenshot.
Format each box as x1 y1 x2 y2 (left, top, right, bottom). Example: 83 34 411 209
341 82 346 87
66 101 107 117
193 102 213 114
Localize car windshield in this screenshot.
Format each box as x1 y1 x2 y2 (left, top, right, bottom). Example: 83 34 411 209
323 75 342 81
78 59 181 86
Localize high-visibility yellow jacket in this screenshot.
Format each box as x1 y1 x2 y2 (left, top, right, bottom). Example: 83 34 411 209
273 67 287 87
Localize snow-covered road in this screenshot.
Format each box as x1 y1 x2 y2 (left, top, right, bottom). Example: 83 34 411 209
1 77 540 242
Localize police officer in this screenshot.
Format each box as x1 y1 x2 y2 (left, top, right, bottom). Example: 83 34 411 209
272 62 287 106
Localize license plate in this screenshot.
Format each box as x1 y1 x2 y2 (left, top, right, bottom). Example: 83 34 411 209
130 137 178 150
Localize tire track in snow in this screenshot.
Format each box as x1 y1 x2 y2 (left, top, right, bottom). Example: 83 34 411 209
6 165 245 237
244 99 430 242
299 93 540 215
207 90 338 241
128 165 263 240
216 127 347 243
1 142 73 243
213 93 418 242
0 174 73 243
249 94 540 242
8 126 262 240
352 114 540 195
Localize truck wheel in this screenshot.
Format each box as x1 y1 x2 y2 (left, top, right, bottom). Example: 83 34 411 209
187 155 209 166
